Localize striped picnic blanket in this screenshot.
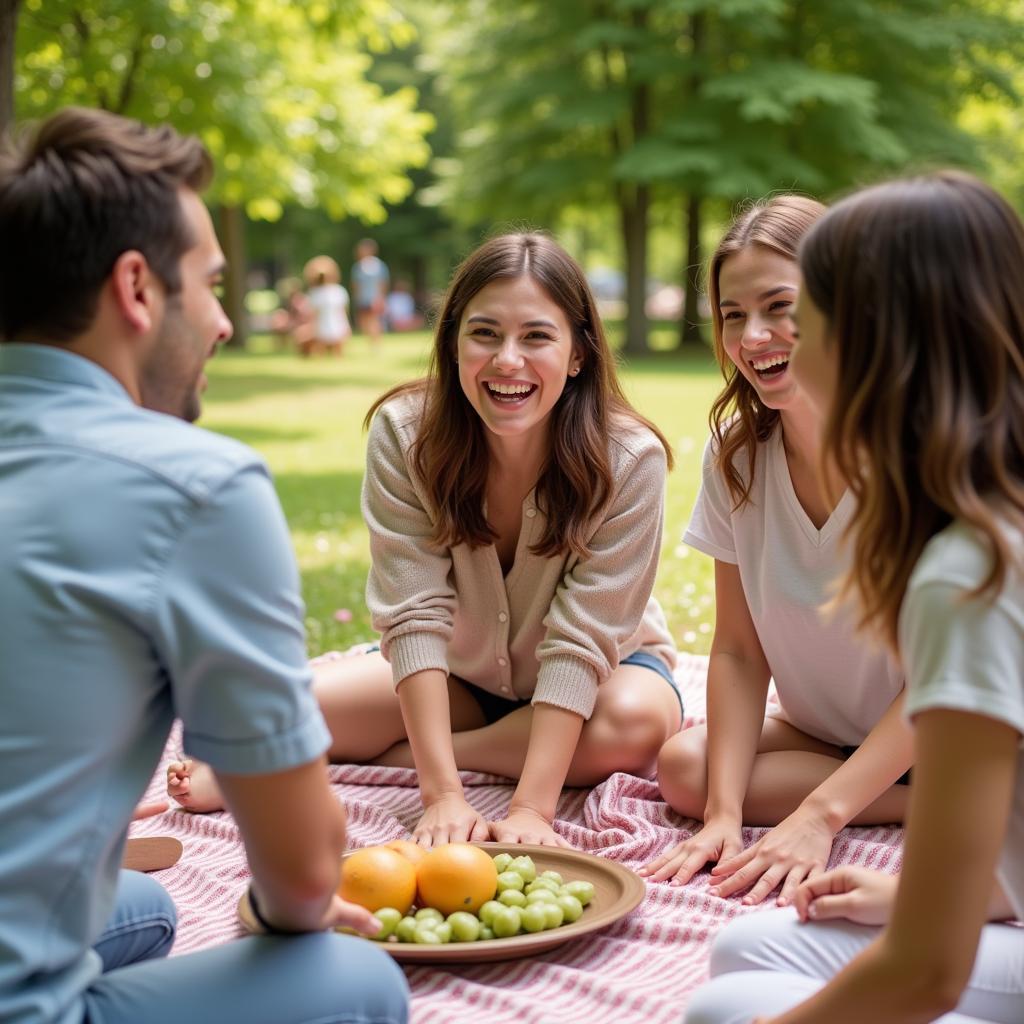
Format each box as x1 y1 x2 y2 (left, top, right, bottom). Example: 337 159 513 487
130 653 904 1024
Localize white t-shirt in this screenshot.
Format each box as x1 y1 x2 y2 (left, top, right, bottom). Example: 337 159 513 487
307 283 351 342
901 519 1024 920
684 429 904 746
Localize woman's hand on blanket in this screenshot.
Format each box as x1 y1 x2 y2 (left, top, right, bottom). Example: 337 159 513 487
792 866 897 926
489 806 570 847
636 818 743 885
414 792 490 847
709 808 835 906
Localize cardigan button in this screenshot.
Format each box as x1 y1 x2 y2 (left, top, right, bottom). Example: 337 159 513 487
498 611 508 623
497 657 508 667
525 508 537 518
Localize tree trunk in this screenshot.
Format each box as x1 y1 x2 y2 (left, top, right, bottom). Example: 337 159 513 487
411 252 428 310
620 185 649 354
0 0 22 135
218 205 248 348
680 192 704 347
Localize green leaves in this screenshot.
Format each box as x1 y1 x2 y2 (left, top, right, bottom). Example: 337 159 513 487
15 0 432 220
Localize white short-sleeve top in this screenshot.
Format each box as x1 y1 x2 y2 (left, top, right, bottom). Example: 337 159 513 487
902 519 1024 920
684 429 904 746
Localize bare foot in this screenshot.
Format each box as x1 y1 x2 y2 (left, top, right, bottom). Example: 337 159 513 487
166 758 226 813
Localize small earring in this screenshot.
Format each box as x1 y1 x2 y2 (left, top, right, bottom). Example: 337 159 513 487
570 366 580 376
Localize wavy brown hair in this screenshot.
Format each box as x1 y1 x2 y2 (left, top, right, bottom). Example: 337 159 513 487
708 195 826 507
366 232 673 558
800 170 1024 651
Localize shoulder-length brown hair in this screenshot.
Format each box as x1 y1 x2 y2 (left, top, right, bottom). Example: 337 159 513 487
800 170 1024 651
366 232 672 558
708 195 826 507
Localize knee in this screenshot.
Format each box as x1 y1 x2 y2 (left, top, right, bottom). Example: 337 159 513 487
709 908 798 977
656 730 706 817
586 694 671 777
324 934 409 1022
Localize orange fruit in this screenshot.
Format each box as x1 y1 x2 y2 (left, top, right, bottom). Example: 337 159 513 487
416 842 498 916
338 846 418 914
384 838 428 871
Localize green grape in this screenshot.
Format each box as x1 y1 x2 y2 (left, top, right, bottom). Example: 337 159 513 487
499 888 527 908
540 870 564 886
372 907 403 940
491 905 522 938
492 853 514 873
478 899 503 926
526 878 560 895
563 880 595 906
555 894 584 923
541 902 565 929
496 870 525 893
395 916 418 943
433 922 453 943
519 903 547 933
413 926 441 944
525 888 557 904
414 907 445 924
447 911 481 942
478 924 495 940
509 855 537 883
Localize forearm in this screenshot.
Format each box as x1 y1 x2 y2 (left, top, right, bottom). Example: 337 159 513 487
396 668 462 803
800 691 913 832
766 934 954 1024
221 760 348 931
509 703 584 821
704 651 770 822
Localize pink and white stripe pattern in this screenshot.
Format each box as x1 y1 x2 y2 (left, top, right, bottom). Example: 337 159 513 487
130 654 904 1023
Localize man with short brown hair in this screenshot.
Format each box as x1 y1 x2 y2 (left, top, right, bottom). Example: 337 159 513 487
0 107 408 1024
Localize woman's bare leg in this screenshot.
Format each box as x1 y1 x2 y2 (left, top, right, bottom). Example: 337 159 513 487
168 651 488 812
375 663 682 785
657 716 910 826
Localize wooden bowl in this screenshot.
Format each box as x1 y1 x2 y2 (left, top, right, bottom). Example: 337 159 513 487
239 841 646 963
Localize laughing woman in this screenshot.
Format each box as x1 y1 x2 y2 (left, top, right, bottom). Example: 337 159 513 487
169 233 682 847
640 196 911 906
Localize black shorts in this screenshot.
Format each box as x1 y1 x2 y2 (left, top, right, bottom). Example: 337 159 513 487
840 745 911 786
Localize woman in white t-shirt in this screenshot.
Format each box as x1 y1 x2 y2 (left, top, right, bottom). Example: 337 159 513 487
686 170 1024 1024
303 255 351 357
641 196 911 906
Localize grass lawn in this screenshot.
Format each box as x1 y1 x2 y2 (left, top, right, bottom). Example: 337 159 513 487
202 331 723 657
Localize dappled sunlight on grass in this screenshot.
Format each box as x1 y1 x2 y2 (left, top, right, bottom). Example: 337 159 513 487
202 331 721 656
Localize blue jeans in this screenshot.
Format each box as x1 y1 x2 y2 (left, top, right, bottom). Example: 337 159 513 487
84 870 409 1024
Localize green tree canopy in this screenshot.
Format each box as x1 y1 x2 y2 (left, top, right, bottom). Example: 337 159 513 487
15 0 433 220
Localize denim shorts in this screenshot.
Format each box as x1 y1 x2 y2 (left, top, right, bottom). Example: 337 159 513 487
473 650 683 724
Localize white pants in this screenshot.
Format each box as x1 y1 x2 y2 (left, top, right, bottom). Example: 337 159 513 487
685 908 1024 1024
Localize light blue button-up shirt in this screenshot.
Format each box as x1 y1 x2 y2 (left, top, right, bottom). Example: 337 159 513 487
0 344 330 1023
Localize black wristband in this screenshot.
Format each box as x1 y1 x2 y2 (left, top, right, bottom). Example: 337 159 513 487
247 884 299 935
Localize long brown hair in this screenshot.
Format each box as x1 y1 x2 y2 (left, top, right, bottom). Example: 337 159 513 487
708 195 826 507
366 232 673 558
800 170 1024 651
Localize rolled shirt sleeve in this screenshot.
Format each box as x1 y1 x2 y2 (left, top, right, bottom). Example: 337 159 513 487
533 436 669 718
362 404 457 686
153 465 330 774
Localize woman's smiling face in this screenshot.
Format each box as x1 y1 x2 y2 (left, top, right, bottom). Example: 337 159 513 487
457 274 581 447
717 245 802 410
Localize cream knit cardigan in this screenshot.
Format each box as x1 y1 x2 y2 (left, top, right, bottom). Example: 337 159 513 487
362 392 677 720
